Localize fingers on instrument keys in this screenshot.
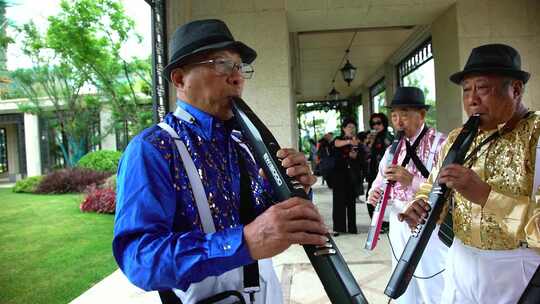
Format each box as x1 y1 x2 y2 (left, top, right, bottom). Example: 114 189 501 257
399 199 430 229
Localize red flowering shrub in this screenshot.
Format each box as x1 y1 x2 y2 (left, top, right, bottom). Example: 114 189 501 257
35 168 111 194
80 185 116 214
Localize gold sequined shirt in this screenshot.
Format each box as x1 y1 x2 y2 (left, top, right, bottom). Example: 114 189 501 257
415 112 540 250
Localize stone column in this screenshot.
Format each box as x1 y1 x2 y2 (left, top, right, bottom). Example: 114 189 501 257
431 0 540 132
384 63 398 105
99 108 117 151
23 113 41 177
164 3 295 147
432 4 464 133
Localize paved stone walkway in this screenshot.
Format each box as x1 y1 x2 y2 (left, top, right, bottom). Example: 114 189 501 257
70 181 393 304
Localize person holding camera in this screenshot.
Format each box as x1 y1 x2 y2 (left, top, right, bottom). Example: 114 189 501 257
365 113 394 234
331 118 366 236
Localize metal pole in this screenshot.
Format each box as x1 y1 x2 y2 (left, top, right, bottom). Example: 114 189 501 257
145 0 169 122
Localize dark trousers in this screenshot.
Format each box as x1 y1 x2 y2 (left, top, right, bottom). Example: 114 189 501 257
332 187 357 233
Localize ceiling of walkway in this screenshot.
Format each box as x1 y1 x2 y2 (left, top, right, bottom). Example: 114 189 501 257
297 27 414 101
289 0 456 102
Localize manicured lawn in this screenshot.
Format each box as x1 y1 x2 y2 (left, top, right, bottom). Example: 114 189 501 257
0 188 117 304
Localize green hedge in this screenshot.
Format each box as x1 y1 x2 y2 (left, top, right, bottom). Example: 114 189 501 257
12 176 43 193
77 150 122 173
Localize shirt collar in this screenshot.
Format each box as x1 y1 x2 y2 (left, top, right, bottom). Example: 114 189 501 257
176 100 231 140
176 100 215 139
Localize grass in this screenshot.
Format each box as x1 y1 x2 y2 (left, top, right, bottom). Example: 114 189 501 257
0 188 117 304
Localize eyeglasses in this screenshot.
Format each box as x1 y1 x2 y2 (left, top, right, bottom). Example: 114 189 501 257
370 121 383 126
188 58 254 79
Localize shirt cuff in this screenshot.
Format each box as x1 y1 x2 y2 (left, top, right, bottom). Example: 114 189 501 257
414 182 432 202
525 209 540 248
209 226 255 264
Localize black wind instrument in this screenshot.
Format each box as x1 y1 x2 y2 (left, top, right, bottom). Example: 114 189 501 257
231 97 368 304
364 131 404 250
384 114 480 299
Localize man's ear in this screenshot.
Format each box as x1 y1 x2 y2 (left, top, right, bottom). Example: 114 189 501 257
170 68 185 90
419 108 427 119
512 80 524 99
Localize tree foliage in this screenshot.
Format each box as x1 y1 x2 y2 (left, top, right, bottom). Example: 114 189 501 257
0 0 13 56
10 0 153 167
402 70 437 128
11 21 101 167
0 0 14 97
47 0 152 141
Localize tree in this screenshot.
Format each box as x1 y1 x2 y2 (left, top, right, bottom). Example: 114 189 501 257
11 0 153 166
0 0 12 69
11 22 101 166
0 0 14 97
46 0 153 145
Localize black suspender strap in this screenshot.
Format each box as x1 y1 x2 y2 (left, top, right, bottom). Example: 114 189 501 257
400 125 430 178
463 131 501 165
405 141 430 178
237 155 260 304
159 290 183 304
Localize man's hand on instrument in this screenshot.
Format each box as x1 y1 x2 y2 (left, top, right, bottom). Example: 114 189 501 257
367 187 383 206
398 199 431 229
384 165 413 186
438 164 491 206
243 197 328 260
276 148 317 193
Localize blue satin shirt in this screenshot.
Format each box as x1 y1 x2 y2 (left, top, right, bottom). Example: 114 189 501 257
113 101 274 291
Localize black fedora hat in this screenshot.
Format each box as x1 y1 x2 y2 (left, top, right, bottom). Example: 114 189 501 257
387 86 429 109
163 19 257 81
450 43 530 84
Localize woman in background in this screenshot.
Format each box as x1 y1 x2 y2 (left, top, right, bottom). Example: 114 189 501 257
331 118 365 236
366 113 393 232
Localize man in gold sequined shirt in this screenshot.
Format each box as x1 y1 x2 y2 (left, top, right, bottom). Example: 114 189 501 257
399 44 540 303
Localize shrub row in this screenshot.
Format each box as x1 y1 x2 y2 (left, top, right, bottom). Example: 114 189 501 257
77 150 122 173
12 168 117 215
12 176 43 193
35 168 112 194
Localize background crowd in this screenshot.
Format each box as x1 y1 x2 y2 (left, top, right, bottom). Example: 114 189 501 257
312 112 394 235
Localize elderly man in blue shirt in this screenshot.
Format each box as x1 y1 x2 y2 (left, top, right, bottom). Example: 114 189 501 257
112 19 328 304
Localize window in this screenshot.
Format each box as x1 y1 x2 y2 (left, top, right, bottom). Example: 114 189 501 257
0 128 8 174
397 39 433 84
397 39 437 127
370 78 386 115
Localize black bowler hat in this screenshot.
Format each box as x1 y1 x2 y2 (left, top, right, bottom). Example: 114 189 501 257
163 19 257 81
450 44 530 84
387 86 429 109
